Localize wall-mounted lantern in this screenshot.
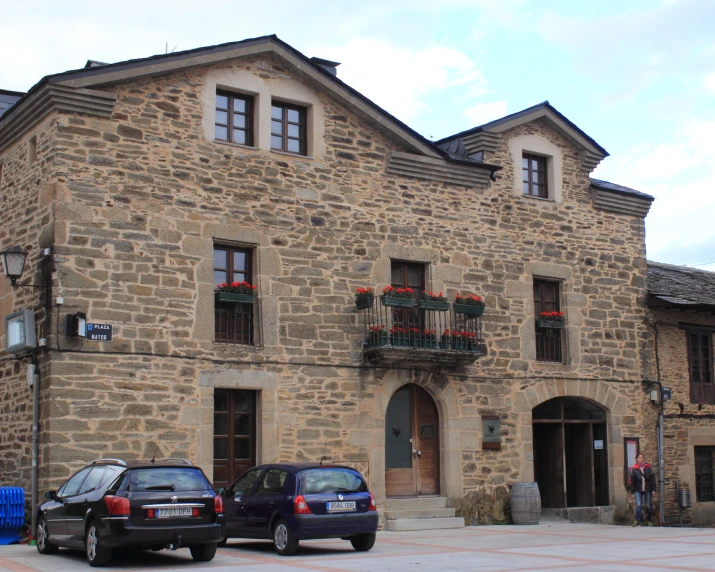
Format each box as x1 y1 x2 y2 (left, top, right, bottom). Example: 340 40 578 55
1 246 28 287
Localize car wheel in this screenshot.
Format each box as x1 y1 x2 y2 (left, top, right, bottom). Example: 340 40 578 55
217 536 228 548
272 519 299 556
36 517 59 555
350 532 376 552
85 522 112 567
189 543 218 562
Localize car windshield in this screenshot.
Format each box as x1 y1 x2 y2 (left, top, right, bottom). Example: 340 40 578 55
299 468 367 495
129 468 211 492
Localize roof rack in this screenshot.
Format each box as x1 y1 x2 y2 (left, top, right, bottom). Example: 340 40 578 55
163 458 193 465
91 458 127 466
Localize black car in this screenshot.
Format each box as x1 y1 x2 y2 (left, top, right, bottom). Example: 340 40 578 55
217 463 378 555
36 458 224 567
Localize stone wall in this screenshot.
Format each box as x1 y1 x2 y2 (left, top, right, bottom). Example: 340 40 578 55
1 53 654 520
648 309 715 526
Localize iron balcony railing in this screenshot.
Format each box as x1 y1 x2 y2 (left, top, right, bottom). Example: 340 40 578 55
358 297 484 361
215 302 254 345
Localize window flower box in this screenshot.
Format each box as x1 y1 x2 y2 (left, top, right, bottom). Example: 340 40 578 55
536 312 565 329
453 293 485 316
417 290 449 311
215 281 257 304
381 286 415 307
389 326 410 346
442 329 478 351
366 325 388 347
215 292 256 304
355 287 375 310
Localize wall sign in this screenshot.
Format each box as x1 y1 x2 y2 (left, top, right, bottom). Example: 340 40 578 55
624 437 640 489
87 323 113 342
594 440 603 450
482 415 501 450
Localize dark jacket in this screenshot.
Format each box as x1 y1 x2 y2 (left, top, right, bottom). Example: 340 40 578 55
630 463 657 494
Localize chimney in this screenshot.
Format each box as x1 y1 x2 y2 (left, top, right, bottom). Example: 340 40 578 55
310 57 341 77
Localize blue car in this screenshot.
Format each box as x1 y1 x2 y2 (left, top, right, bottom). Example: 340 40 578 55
217 463 378 555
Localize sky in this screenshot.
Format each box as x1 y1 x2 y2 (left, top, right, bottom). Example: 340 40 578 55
1 0 713 269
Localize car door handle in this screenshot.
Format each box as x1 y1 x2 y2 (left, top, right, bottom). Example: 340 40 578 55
268 501 275 506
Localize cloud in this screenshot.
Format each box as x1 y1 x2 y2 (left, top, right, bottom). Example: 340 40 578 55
704 73 715 94
462 101 509 126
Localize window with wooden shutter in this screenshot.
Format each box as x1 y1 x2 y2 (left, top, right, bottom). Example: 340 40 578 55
688 330 714 404
695 446 715 502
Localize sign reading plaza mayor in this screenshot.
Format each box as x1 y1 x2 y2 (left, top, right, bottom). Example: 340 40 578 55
86 323 113 342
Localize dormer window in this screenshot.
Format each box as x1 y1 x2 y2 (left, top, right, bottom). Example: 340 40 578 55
523 153 547 198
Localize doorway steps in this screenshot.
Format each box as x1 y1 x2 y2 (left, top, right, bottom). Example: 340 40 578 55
384 496 465 531
543 506 615 525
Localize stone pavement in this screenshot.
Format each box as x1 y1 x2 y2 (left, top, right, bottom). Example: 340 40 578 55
1 515 714 571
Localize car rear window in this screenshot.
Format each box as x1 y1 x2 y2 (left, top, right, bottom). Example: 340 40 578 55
129 468 211 492
299 468 367 495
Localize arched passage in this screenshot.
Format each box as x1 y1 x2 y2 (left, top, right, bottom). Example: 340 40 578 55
385 384 440 497
533 397 609 508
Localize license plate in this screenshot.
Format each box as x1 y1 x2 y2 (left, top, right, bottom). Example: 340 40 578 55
326 501 356 513
155 507 193 518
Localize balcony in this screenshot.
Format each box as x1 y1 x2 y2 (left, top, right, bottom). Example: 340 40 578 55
358 296 485 367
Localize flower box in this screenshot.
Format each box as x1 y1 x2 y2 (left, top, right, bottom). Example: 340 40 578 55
382 295 415 308
390 336 411 347
453 303 484 316
420 339 439 349
418 300 449 311
215 292 256 304
535 319 565 329
450 341 470 351
367 335 389 347
356 296 374 310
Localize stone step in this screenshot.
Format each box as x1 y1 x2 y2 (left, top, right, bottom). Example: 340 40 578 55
384 507 456 520
385 496 447 511
384 517 465 531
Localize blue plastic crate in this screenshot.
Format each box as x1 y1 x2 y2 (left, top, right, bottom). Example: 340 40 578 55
0 487 24 544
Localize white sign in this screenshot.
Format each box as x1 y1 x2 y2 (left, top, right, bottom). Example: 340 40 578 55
626 440 638 468
594 440 603 450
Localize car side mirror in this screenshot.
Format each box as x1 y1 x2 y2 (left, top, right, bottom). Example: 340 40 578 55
216 487 226 495
45 490 57 500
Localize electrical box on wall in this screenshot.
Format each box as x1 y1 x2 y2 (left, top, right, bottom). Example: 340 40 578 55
66 312 87 338
4 309 37 354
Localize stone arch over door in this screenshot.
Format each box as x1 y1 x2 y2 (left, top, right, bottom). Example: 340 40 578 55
514 380 626 510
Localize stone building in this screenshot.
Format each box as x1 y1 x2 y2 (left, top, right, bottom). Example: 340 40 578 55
646 262 715 526
1 34 709 528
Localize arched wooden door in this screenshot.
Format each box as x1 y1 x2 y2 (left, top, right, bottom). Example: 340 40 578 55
385 385 440 497
533 397 609 508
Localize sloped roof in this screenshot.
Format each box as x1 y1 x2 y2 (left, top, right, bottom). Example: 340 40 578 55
0 89 24 119
590 179 654 201
648 261 715 311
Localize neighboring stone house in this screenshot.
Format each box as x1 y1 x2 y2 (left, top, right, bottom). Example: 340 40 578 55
3 33 705 528
647 262 715 525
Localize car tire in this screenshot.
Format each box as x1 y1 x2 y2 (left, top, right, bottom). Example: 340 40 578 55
272 519 299 556
190 543 218 562
350 532 376 552
85 522 112 567
217 536 228 548
36 517 59 555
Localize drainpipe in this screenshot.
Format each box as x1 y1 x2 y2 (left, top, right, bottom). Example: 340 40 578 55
654 322 665 525
31 351 40 539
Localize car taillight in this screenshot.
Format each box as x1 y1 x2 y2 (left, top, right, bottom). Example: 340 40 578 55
368 493 377 511
214 495 224 514
104 495 130 516
294 495 312 515
192 507 200 517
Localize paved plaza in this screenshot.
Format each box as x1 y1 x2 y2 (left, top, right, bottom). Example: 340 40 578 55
1 515 714 571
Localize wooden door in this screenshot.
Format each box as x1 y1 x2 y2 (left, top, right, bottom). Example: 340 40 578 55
533 423 565 508
213 389 256 488
385 385 440 497
565 423 594 507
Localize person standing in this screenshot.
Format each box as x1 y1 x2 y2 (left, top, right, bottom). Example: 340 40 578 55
630 453 657 525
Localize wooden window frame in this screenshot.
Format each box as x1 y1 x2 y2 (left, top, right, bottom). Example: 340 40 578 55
688 329 714 404
271 101 307 156
534 279 562 363
695 445 715 502
213 389 257 489
215 91 254 146
213 244 254 345
523 153 548 198
390 260 425 332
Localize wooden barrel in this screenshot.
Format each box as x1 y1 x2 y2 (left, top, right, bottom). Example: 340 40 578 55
510 482 541 525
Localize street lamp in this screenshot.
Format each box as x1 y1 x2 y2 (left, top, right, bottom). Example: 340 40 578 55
1 246 28 286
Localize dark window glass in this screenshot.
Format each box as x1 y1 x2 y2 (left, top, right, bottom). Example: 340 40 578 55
214 245 254 345
534 279 562 362
695 446 715 502
215 91 253 146
299 468 367 495
129 468 211 491
78 467 106 494
257 469 288 495
230 468 262 496
523 153 548 198
689 331 714 404
61 468 92 497
270 102 306 155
